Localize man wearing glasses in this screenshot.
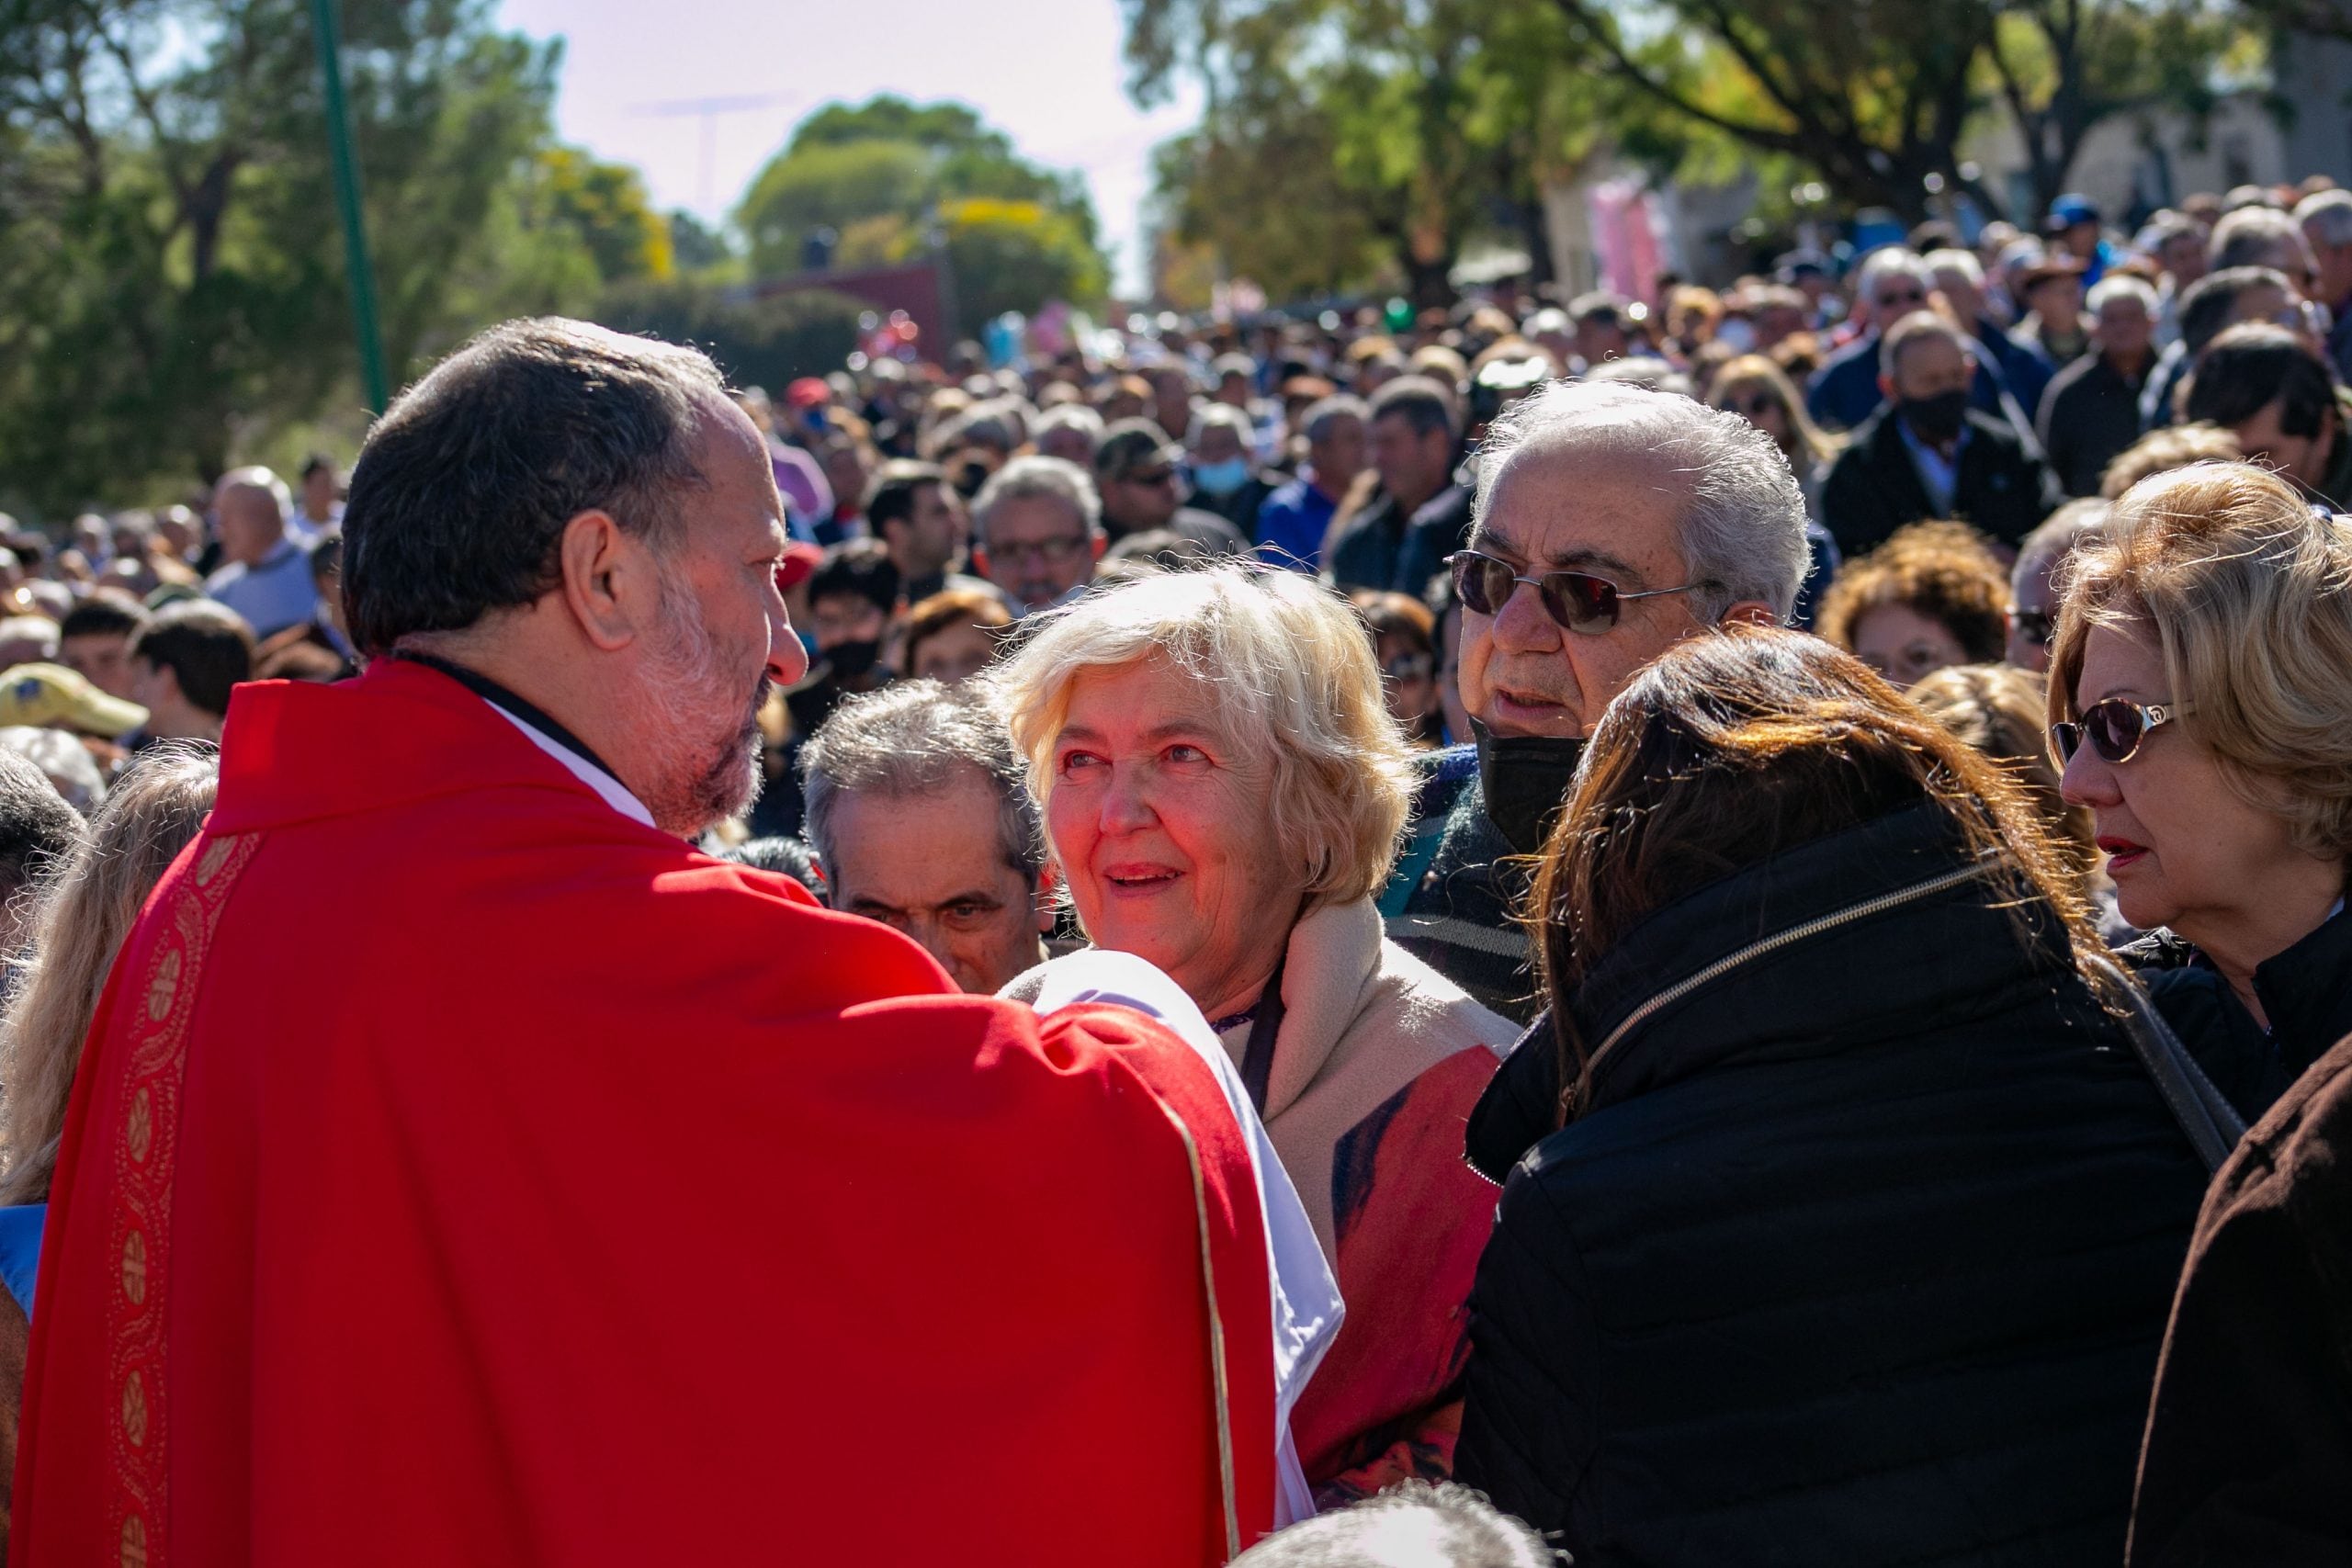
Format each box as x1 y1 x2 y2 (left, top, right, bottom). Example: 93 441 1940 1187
970 455 1110 617
1091 418 1250 558
1385 380 1811 1022
1805 248 2021 434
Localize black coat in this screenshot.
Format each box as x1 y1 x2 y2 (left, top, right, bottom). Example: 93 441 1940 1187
2126 907 2352 1124
1820 404 2060 556
1453 805 2209 1566
2036 352 2149 498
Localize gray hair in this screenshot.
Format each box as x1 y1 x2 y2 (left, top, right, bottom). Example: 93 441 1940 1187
1230 1481 1557 1568
1880 310 1973 378
973 455 1102 542
2297 187 2352 249
797 680 1045 886
2086 274 2159 315
1302 394 1370 442
1472 379 1811 621
1857 247 1932 299
1923 247 1985 288
0 727 104 816
1032 403 1104 446
1582 356 1693 398
1188 402 1254 446
2211 205 2312 273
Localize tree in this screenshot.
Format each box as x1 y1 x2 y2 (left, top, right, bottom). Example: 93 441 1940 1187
0 0 616 514
1125 0 1642 307
733 95 1108 321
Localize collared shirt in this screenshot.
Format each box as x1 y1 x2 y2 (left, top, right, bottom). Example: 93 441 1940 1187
391 649 655 829
1897 418 1973 515
205 536 317 638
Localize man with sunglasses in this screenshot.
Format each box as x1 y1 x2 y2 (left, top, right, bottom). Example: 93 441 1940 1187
1806 249 2026 434
1091 417 1250 558
2005 499 2111 672
1385 380 1810 1021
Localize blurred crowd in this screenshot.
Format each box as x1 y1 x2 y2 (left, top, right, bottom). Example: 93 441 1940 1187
0 175 2346 1567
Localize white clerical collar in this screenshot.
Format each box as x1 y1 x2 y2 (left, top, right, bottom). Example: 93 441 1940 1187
481 699 655 829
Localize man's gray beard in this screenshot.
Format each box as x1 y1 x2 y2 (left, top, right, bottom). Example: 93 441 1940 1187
639 575 766 839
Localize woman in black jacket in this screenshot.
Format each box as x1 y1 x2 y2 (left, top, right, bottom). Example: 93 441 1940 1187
1454 626 2211 1567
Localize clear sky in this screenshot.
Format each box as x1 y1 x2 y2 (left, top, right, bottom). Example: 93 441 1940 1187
494 0 1203 296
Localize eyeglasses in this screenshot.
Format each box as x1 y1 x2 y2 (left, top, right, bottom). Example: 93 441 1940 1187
1874 288 1928 311
2050 698 2181 765
1724 392 1781 417
989 535 1090 567
1124 468 1178 487
2007 606 2054 649
1382 652 1434 682
1448 549 1703 636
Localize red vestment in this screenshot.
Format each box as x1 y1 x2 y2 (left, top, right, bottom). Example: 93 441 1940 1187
13 660 1275 1566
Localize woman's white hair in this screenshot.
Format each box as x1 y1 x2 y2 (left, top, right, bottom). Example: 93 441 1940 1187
989 563 1418 905
1472 379 1811 621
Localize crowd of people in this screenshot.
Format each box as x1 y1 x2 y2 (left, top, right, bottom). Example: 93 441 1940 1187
0 176 2341 1566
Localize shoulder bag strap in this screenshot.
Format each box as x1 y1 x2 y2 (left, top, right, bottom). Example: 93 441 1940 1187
2087 954 2247 1174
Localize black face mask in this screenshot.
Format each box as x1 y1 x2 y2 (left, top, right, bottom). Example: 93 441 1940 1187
1900 389 1970 445
1475 721 1587 857
825 638 883 682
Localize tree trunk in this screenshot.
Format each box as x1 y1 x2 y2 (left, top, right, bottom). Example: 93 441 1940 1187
1402 249 1456 310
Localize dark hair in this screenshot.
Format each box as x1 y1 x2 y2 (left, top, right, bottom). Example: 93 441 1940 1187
718 835 826 896
863 460 947 535
1350 589 1436 655
0 748 83 903
1567 290 1631 328
902 585 1011 678
341 318 726 656
59 592 150 642
130 602 255 718
2177 265 2291 357
309 530 342 587
1369 374 1459 441
807 538 899 615
1529 625 2114 1122
300 453 335 480
2184 323 2338 436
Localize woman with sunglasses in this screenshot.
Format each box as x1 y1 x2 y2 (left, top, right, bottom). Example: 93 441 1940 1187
2052 460 2352 1122
1349 591 1443 747
1453 626 2209 1566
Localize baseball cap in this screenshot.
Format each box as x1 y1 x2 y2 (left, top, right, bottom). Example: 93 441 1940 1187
2046 194 2101 231
0 662 147 739
784 378 831 411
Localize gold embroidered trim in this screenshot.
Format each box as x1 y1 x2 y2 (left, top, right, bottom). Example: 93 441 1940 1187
105 830 262 1565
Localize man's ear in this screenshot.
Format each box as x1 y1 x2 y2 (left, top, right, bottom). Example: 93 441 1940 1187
1720 600 1780 629
557 509 657 651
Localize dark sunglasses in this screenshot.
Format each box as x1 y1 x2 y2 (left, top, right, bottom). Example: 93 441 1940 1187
1125 467 1178 487
1724 391 1781 417
1382 652 1434 682
2007 606 2055 649
1448 549 1702 636
2050 698 2180 765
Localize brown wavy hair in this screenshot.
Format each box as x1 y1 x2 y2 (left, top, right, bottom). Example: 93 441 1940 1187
1815 521 2011 666
1527 625 2115 1124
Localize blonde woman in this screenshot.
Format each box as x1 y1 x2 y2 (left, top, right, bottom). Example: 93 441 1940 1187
992 563 1516 1503
2051 461 2352 1122
0 743 216 1550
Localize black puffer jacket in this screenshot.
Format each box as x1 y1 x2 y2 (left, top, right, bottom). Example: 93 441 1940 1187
2125 907 2352 1124
1454 804 2210 1566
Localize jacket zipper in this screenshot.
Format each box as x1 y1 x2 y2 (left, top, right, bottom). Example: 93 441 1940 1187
1580 859 1998 1086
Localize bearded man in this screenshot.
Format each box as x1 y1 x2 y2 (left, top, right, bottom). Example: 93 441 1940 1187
11 321 1291 1566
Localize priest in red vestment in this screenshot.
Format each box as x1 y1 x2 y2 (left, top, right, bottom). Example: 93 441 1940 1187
11 320 1280 1567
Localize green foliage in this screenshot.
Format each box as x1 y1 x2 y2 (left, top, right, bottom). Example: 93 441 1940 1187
734 94 1108 318
0 0 635 517
665 209 734 274
594 278 864 392
1129 0 1659 305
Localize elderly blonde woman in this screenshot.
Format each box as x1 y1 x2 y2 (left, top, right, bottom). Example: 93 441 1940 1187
993 562 1517 1503
2051 461 2352 1122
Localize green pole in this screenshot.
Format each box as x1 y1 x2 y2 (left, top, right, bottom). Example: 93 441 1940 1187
310 0 389 412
